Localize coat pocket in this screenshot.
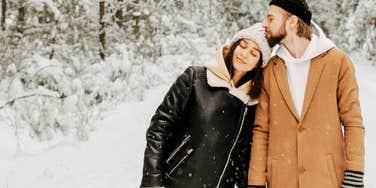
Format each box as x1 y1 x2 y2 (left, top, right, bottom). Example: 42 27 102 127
165 135 191 164
166 148 194 177
326 154 339 187
165 135 193 177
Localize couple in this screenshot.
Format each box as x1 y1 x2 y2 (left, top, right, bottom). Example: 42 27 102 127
140 0 365 188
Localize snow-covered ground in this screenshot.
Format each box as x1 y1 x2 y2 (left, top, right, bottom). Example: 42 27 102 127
0 58 375 188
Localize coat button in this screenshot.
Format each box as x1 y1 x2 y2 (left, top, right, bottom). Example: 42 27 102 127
298 126 305 132
299 167 306 174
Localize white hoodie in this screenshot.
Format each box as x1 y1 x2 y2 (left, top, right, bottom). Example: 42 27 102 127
276 21 335 118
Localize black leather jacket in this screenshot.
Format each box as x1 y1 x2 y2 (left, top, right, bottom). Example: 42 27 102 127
140 66 256 188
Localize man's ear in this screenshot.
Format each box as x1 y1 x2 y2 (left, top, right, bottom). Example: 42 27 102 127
288 15 299 30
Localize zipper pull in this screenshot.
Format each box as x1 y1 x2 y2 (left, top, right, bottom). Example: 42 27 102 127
187 148 194 154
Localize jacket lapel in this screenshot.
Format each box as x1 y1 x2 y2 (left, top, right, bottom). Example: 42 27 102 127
300 54 327 122
273 59 299 121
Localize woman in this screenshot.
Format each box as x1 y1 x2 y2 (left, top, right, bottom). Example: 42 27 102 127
140 23 271 188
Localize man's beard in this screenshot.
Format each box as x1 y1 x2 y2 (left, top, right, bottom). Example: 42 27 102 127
266 24 287 47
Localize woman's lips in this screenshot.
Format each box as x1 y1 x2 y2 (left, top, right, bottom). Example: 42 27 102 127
236 56 246 64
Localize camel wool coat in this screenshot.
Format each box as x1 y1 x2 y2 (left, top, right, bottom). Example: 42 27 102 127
248 47 365 188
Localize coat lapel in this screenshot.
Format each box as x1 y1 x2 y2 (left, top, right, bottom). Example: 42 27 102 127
273 59 299 121
300 54 327 122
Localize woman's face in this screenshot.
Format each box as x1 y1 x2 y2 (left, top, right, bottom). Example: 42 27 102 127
231 39 261 73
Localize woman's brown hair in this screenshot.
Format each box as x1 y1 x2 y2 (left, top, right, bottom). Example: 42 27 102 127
224 39 264 99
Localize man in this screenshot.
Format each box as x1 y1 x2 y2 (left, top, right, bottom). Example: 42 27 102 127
247 0 365 188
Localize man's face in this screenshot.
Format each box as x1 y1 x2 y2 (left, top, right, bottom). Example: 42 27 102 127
263 5 288 47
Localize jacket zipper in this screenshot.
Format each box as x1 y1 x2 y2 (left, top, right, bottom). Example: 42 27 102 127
216 105 248 188
166 135 191 164
166 148 194 177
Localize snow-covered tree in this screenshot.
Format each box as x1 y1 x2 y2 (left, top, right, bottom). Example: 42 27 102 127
345 0 376 63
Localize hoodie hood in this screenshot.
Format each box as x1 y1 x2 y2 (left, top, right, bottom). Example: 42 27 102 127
203 45 258 105
204 45 232 83
276 21 336 62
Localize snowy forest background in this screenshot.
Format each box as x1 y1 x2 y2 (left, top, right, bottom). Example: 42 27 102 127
0 0 375 187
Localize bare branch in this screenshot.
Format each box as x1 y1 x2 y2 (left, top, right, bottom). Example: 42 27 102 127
0 93 59 110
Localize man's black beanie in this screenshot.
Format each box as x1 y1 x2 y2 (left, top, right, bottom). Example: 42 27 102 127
270 0 312 26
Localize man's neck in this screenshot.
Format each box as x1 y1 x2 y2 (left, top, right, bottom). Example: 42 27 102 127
281 35 311 58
